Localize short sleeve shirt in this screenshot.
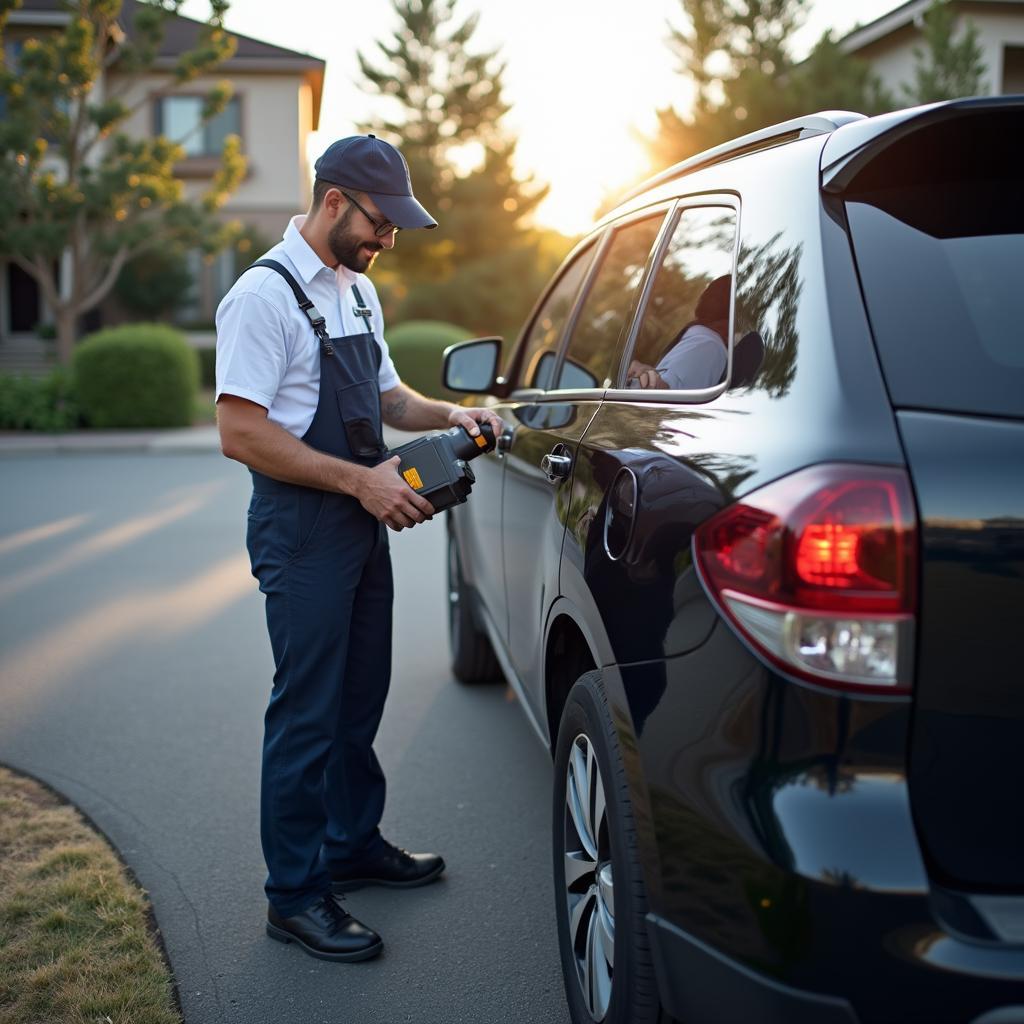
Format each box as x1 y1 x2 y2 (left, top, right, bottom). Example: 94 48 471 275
656 324 727 390
215 215 401 438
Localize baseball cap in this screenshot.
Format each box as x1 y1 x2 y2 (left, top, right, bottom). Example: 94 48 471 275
313 135 437 230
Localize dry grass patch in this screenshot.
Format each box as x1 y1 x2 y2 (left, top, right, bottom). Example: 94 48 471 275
0 766 181 1024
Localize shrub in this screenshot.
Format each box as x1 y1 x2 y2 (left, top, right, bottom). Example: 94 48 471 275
73 324 198 428
0 369 80 432
387 320 473 401
197 346 216 389
114 248 195 320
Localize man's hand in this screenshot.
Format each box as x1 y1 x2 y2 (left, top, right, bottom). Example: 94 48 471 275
447 405 505 439
626 360 669 390
357 455 435 531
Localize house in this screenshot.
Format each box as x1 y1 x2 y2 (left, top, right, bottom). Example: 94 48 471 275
838 0 1024 97
1 0 325 362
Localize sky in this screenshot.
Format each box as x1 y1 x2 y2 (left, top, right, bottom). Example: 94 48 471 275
179 0 902 234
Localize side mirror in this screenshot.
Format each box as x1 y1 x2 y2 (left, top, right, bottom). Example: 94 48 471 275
443 337 503 394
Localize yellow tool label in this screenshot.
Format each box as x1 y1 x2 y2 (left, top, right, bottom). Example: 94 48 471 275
474 434 487 448
403 467 424 489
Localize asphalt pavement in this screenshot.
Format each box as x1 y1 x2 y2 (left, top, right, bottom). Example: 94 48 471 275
0 442 569 1024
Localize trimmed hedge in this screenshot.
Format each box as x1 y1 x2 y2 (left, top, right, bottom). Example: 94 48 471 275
198 346 216 389
73 324 199 428
386 320 473 401
0 369 80 432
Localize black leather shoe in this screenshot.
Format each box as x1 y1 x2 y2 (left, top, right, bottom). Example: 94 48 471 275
330 840 445 892
266 894 383 962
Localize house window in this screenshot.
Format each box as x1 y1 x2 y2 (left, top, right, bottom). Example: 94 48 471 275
1003 46 1024 94
157 95 241 157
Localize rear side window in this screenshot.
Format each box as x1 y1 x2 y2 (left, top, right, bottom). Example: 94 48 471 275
844 109 1024 418
514 243 596 390
625 206 738 391
556 214 664 390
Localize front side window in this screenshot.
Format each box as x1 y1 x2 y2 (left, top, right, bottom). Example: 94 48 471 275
158 95 242 157
625 206 738 392
556 214 664 390
513 242 596 390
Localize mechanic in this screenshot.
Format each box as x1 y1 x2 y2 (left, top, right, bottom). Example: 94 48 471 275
215 135 502 963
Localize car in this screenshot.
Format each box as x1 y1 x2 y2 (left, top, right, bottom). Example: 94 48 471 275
440 96 1024 1024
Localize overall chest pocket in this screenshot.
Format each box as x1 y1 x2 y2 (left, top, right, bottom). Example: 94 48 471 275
336 379 384 459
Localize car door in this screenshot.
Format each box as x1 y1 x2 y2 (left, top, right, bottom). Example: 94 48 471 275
501 209 669 713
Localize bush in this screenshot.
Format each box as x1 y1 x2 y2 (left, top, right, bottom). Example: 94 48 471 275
387 320 474 401
73 324 198 428
197 346 216 389
0 369 80 432
114 248 195 319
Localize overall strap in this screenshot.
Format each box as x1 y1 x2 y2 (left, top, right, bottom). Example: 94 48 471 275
350 283 373 328
247 258 334 356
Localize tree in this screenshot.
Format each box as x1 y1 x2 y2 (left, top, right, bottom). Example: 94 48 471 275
903 0 987 103
357 0 555 339
0 0 246 364
646 0 892 170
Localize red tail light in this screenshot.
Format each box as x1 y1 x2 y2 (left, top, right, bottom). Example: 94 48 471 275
693 464 917 694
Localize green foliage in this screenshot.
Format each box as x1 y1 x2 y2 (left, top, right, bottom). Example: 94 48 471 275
197 345 216 388
114 247 195 318
0 0 246 364
648 0 989 173
0 368 79 431
72 323 198 428
647 0 893 170
904 0 987 102
358 0 549 341
387 319 473 400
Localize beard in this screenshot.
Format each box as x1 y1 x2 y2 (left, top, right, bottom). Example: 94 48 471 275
328 208 384 273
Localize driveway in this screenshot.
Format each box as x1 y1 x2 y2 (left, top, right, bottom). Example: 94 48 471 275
0 449 568 1024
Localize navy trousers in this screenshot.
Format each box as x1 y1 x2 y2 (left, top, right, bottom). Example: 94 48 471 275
247 482 392 916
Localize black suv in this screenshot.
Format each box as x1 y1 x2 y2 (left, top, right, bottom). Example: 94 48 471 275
441 97 1024 1024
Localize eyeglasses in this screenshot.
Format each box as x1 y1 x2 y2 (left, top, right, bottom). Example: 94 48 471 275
340 190 400 238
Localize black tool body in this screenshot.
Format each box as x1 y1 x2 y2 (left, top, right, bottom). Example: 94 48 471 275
390 422 496 512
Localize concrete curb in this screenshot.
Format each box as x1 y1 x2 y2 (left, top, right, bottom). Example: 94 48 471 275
0 426 222 456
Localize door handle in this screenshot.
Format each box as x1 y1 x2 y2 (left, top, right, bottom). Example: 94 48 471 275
497 429 513 454
541 450 572 483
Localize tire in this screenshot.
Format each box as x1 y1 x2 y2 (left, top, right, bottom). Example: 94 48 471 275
553 670 667 1024
447 522 501 684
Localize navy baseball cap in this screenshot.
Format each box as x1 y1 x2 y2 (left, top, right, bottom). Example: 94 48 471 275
314 135 437 230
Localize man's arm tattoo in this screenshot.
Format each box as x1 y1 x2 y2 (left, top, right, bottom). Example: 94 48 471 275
383 394 408 423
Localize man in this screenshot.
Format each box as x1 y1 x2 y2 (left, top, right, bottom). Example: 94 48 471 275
215 135 501 963
626 274 732 390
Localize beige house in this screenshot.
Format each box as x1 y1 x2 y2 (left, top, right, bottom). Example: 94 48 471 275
839 0 1024 97
1 0 324 361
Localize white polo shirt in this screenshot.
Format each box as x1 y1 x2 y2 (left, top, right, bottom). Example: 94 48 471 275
215 215 401 438
656 325 727 390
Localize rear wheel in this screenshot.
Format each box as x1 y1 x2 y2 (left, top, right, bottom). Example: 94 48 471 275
553 670 666 1024
447 523 500 684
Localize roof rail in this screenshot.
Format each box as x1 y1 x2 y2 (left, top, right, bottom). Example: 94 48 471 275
613 110 866 208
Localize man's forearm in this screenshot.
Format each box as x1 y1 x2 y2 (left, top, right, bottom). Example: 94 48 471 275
218 405 368 496
381 383 454 432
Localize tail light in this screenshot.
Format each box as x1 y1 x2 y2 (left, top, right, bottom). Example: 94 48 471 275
693 464 917 694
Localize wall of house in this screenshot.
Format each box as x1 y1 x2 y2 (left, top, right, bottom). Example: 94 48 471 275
111 70 314 215
850 5 1024 100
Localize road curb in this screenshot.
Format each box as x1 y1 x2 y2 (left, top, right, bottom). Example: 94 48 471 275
0 427 222 456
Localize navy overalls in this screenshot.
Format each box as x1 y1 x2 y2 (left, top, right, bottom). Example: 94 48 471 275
243 259 392 916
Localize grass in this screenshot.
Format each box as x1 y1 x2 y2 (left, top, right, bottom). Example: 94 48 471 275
0 766 182 1024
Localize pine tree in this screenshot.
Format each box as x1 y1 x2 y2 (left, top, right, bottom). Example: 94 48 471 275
647 0 891 169
356 0 552 338
904 0 987 103
0 0 245 364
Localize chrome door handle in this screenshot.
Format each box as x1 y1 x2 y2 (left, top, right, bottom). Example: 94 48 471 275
541 451 572 483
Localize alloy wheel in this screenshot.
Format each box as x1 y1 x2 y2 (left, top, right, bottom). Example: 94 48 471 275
563 733 615 1021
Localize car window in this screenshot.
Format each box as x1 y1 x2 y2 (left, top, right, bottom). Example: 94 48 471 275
513 242 597 390
555 215 664 391
624 206 738 392
843 110 1024 419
